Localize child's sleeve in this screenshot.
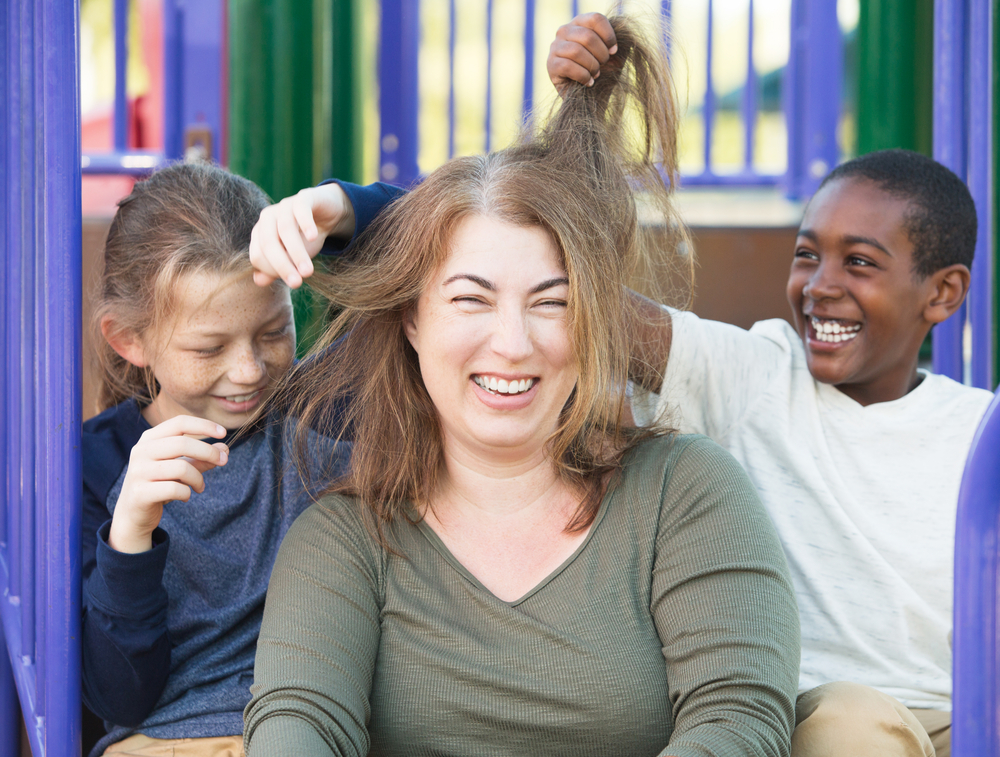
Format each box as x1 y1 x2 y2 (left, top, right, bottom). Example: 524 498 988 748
638 309 787 440
81 513 172 727
318 180 407 256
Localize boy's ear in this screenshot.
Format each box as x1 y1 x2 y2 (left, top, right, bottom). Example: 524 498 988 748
924 264 971 324
100 315 148 368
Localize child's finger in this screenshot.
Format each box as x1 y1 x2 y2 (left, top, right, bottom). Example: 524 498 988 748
149 458 209 494
134 479 194 506
186 443 231 476
548 41 601 86
292 197 320 243
145 415 227 441
570 12 617 53
142 437 229 468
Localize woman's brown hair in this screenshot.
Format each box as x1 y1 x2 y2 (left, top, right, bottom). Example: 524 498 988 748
91 162 271 413
279 15 689 543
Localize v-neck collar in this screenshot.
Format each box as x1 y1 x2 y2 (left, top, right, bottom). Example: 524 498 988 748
414 483 615 608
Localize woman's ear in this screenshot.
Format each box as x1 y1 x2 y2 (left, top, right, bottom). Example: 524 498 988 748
101 316 148 367
402 307 419 352
924 264 971 324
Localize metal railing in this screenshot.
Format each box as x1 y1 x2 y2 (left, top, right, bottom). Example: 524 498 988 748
378 0 842 198
1 0 83 754
931 0 995 391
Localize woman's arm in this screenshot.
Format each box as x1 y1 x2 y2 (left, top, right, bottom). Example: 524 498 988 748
244 498 383 756
652 437 799 757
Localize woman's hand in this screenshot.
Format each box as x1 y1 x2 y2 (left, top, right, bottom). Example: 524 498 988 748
547 12 618 94
108 415 229 554
249 183 357 288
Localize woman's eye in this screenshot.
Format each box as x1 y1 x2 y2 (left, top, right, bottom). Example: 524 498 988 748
536 299 567 308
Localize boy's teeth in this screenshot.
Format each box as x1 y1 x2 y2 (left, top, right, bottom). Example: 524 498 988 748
474 375 534 395
810 316 861 343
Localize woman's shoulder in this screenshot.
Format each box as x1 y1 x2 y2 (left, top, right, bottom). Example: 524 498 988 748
282 492 385 568
625 432 746 478
622 433 765 519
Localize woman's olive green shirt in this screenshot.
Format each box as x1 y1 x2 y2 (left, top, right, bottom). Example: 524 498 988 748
245 435 799 756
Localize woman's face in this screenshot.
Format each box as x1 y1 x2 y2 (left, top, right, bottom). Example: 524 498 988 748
404 215 577 465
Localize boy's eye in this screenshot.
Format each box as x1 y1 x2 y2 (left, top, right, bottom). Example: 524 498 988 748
847 255 875 267
794 248 819 261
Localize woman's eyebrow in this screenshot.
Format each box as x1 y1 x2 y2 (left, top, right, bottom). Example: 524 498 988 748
530 277 569 294
442 273 495 290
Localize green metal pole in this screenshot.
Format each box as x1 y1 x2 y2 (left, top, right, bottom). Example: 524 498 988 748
856 0 933 156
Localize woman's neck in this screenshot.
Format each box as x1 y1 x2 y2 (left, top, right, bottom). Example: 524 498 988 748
430 442 570 523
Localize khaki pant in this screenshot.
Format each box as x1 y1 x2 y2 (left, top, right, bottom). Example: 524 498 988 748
793 681 951 757
102 734 244 757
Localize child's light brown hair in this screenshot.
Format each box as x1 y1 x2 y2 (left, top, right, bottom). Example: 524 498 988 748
92 162 271 413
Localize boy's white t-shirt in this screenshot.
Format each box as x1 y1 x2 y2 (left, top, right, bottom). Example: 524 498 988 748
638 311 994 711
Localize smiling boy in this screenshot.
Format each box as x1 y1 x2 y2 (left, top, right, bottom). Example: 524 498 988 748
634 147 994 757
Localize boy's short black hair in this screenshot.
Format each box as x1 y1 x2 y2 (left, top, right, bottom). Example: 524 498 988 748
818 148 977 277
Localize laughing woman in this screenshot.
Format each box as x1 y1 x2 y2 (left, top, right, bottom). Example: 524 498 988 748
244 16 798 757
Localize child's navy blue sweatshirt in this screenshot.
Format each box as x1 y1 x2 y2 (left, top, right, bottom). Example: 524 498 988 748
81 180 404 756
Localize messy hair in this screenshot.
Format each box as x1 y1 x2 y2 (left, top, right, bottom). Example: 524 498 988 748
819 148 977 277
91 162 271 412
278 16 689 544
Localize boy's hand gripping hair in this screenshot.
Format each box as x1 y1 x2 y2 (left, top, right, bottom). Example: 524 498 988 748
249 183 356 289
108 415 229 554
547 12 618 94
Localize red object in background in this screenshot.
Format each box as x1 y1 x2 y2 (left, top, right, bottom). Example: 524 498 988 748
82 0 164 217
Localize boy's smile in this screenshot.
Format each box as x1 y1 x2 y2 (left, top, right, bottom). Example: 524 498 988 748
786 178 942 406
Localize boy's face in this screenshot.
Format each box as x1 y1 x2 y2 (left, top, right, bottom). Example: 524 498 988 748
786 177 940 406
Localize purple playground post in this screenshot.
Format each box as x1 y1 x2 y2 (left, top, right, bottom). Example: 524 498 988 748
485 0 494 153
521 0 536 128
379 0 421 186
932 0 968 382
952 390 1000 756
967 0 993 390
1 0 83 754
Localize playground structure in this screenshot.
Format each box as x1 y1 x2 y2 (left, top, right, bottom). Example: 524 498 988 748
1 1 998 754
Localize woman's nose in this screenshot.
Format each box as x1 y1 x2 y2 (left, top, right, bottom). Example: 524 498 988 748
491 311 534 362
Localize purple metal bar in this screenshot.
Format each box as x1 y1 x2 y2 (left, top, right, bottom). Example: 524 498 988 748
742 0 757 172
952 389 1000 756
379 0 420 186
448 0 456 159
485 0 494 153
932 0 968 381
114 0 129 151
0 0 83 753
81 151 165 175
0 624 17 756
784 0 842 199
572 0 579 18
179 0 224 163
163 0 183 160
968 0 993 390
680 171 784 188
703 0 715 172
521 0 536 126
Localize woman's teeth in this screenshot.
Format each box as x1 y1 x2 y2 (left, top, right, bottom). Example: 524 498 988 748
474 375 534 395
225 390 261 403
811 316 862 343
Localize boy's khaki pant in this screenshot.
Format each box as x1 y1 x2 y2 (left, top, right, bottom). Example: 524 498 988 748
793 681 951 757
102 734 244 757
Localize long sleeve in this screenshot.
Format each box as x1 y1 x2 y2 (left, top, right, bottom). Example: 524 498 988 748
651 437 799 757
82 515 172 727
244 499 383 756
319 180 407 256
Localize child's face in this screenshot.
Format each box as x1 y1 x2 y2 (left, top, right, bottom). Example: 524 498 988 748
142 272 295 429
786 178 940 405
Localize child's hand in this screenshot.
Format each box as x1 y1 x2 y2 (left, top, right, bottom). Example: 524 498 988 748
547 12 618 94
249 183 357 289
108 416 229 554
